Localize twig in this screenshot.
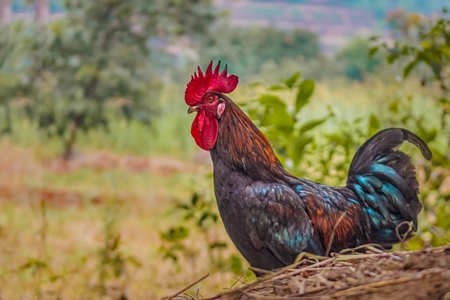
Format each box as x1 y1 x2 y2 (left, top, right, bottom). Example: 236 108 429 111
249 266 273 275
430 226 450 241
335 252 402 262
271 257 336 282
329 276 416 297
395 221 413 249
165 273 209 300
226 274 245 291
338 243 385 255
325 211 347 256
294 252 328 264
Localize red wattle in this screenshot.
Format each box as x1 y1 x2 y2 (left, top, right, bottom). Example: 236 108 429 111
191 110 218 151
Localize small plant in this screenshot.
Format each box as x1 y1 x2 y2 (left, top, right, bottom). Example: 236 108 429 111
96 204 141 298
159 183 245 275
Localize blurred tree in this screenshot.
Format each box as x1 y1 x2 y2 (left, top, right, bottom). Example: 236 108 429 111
0 22 23 134
336 37 381 81
386 8 427 41
201 26 320 76
22 0 215 159
373 8 449 125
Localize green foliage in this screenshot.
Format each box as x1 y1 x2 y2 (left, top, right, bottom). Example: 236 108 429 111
246 72 332 171
10 0 215 159
97 205 141 297
372 9 450 156
336 37 382 81
0 21 26 134
376 9 449 85
201 26 320 76
159 186 246 275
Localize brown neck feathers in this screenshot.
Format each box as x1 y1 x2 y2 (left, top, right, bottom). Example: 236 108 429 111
213 96 291 183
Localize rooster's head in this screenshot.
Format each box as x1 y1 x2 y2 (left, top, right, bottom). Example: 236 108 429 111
185 61 239 151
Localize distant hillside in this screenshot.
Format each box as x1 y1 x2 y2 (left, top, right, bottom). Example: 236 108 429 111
11 0 63 13
247 0 445 18
215 0 446 52
10 0 447 52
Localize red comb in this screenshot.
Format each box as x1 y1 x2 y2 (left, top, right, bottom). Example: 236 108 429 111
185 61 239 105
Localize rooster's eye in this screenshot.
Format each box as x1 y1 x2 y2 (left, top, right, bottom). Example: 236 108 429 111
208 96 214 103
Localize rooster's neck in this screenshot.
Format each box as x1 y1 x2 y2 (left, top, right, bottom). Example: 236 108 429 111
212 98 292 183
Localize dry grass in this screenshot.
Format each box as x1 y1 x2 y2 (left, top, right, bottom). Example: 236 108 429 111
203 245 450 300
0 142 245 299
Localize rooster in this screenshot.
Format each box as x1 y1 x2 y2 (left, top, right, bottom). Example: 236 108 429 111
185 62 432 271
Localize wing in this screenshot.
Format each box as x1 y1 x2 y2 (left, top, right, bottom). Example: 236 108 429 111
295 180 370 253
245 181 323 266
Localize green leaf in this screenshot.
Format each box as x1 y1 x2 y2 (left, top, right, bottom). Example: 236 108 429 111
400 45 410 55
289 134 313 166
367 113 380 136
257 94 293 131
126 256 143 268
403 59 418 79
210 242 227 249
283 72 300 88
386 53 398 64
110 235 120 251
368 47 378 58
422 41 431 49
18 259 48 271
268 85 286 91
388 100 399 112
198 212 209 227
295 79 315 113
161 226 189 242
298 117 327 134
174 203 189 211
439 97 450 105
441 45 450 56
258 94 287 111
211 214 218 223
417 127 437 143
249 81 264 88
266 108 294 133
191 193 199 206
229 254 243 275
401 115 410 124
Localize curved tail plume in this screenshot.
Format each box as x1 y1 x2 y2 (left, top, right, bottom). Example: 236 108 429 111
347 128 432 247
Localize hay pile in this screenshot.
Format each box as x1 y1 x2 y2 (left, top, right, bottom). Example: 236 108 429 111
207 245 450 300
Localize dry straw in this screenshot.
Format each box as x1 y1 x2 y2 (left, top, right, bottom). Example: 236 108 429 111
167 244 450 299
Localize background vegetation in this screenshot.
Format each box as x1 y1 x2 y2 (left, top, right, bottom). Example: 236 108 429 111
0 1 448 299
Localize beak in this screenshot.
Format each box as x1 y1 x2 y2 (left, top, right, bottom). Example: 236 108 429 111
188 105 200 114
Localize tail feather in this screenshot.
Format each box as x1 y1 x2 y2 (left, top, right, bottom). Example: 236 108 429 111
347 128 431 247
349 128 432 176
